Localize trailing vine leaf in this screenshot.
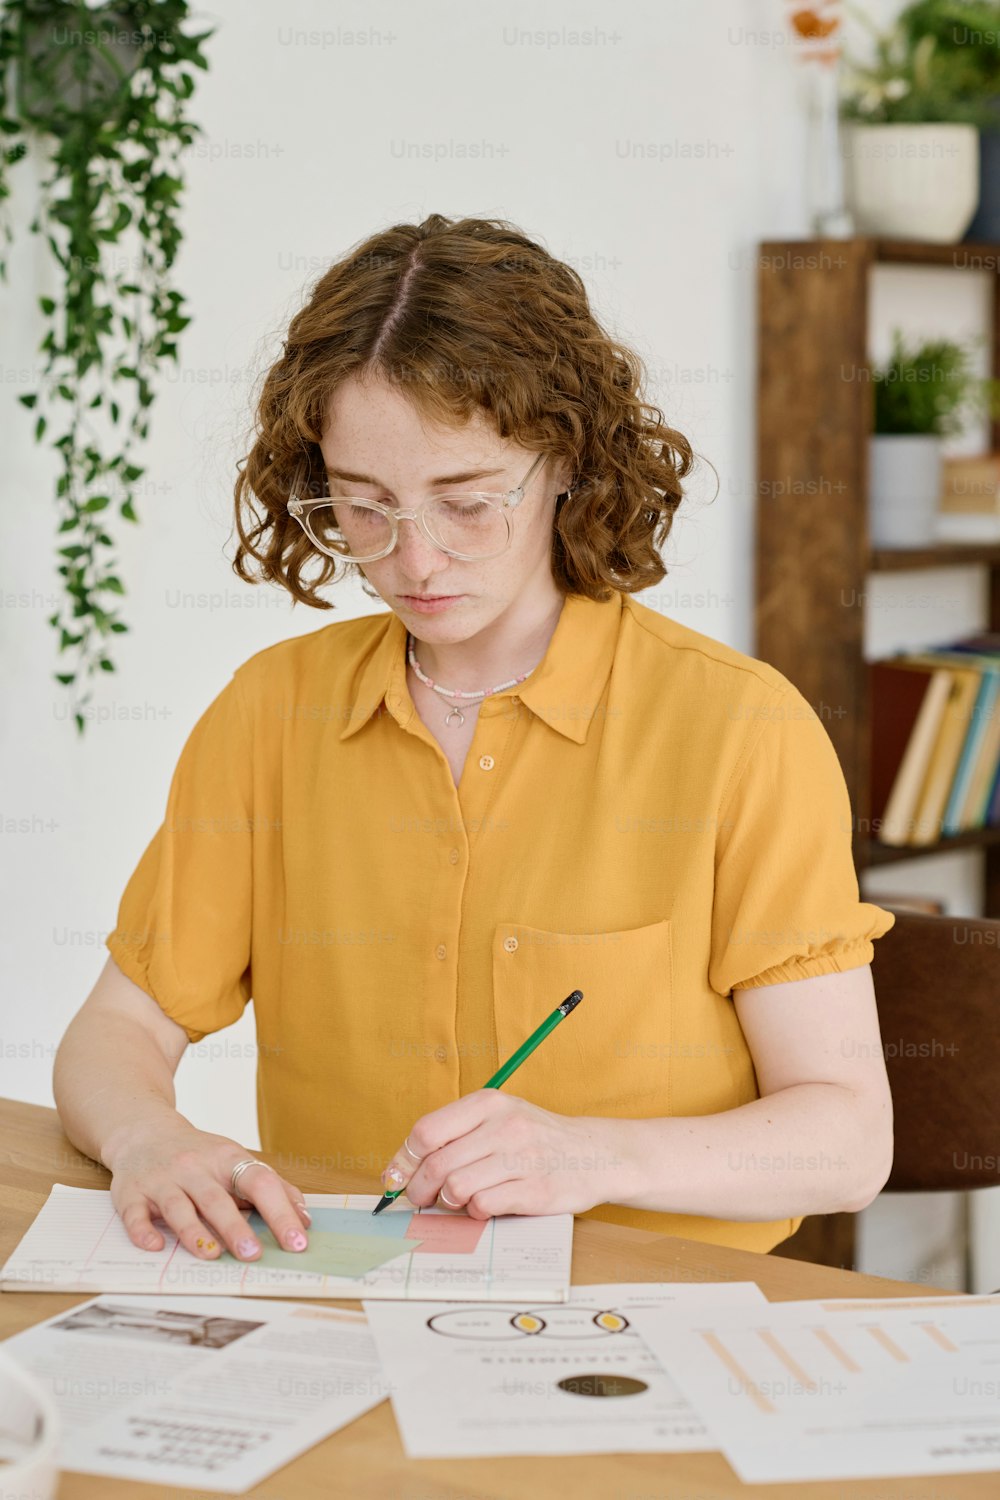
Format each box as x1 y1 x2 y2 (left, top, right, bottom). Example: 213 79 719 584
0 0 213 732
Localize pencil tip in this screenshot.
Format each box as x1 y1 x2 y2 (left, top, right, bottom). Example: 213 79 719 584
372 1195 391 1215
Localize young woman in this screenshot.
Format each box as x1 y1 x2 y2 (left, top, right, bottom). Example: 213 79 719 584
53 214 895 1268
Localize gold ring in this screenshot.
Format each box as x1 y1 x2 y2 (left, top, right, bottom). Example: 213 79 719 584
402 1136 423 1162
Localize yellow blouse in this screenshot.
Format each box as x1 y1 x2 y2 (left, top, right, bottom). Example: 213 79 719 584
106 588 895 1252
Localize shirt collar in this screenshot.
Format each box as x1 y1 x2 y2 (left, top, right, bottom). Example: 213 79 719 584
338 589 623 744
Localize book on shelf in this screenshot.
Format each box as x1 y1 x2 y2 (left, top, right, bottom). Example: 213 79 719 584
937 454 1000 542
870 661 953 845
936 633 1000 830
902 655 991 844
869 634 1000 848
945 671 1000 832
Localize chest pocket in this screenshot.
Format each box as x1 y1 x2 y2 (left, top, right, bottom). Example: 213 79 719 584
491 919 673 1120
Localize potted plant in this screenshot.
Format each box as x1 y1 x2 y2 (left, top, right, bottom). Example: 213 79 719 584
839 1 986 241
869 329 1000 546
0 0 212 732
892 0 1000 239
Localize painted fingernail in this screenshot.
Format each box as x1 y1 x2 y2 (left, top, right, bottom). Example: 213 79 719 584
383 1165 406 1188
143 1233 160 1249
285 1229 308 1251
237 1237 259 1257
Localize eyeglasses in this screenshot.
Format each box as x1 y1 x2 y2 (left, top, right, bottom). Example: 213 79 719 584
286 452 548 563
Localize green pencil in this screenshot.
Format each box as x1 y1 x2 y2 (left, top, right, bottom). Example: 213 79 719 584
371 988 584 1215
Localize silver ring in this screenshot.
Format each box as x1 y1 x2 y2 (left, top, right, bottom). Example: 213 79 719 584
402 1136 423 1162
439 1189 460 1208
230 1158 275 1197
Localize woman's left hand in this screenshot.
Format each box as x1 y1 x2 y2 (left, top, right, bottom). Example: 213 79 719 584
380 1090 635 1219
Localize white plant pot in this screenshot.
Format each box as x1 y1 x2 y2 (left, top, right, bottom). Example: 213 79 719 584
842 123 979 242
869 434 943 547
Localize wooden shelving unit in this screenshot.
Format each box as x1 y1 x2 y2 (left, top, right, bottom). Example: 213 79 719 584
755 236 1000 918
872 542 1000 571
755 237 1000 1274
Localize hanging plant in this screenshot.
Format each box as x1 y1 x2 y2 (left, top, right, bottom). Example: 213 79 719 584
0 0 212 731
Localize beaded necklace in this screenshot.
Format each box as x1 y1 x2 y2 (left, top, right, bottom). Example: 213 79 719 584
406 632 538 728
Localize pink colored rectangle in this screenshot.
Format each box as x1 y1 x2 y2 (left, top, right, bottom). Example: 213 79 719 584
405 1213 488 1253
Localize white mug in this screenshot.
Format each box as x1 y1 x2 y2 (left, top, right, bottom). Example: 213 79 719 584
0 1349 60 1500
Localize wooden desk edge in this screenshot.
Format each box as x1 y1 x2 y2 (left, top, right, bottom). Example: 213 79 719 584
4 1095 995 1500
0 1094 957 1304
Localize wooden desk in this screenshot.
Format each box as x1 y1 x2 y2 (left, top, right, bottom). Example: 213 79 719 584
1 1096 994 1498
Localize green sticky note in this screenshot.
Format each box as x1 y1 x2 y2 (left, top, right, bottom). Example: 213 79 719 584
221 1224 422 1278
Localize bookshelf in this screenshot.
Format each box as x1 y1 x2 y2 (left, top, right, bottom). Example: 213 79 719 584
755 236 1000 1273
755 236 1000 918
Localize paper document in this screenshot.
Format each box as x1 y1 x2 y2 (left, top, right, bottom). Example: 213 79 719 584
362 1281 768 1458
631 1294 1000 1483
0 1184 572 1302
0 1293 385 1493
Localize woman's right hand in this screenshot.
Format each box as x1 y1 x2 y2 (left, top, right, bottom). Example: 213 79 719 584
104 1115 312 1261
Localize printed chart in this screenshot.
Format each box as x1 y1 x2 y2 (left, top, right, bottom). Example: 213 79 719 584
362 1281 768 1457
631 1294 1000 1482
0 1184 573 1302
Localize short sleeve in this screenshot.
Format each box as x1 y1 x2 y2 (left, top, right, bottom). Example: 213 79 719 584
709 683 896 996
105 672 254 1043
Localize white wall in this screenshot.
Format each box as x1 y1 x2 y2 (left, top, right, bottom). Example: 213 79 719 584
2 0 992 1285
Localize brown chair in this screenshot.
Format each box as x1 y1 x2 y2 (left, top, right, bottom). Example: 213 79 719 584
776 907 1000 1277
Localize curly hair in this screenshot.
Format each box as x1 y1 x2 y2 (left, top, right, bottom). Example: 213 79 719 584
232 213 699 607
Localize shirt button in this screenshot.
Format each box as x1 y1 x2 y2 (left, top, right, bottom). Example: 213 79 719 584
479 754 495 771
503 936 519 953
448 847 460 864
434 1044 447 1063
435 943 447 960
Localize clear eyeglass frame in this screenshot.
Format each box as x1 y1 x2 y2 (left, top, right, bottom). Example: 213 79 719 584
286 451 549 563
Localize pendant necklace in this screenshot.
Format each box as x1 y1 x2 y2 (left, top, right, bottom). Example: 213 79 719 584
406 632 538 728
